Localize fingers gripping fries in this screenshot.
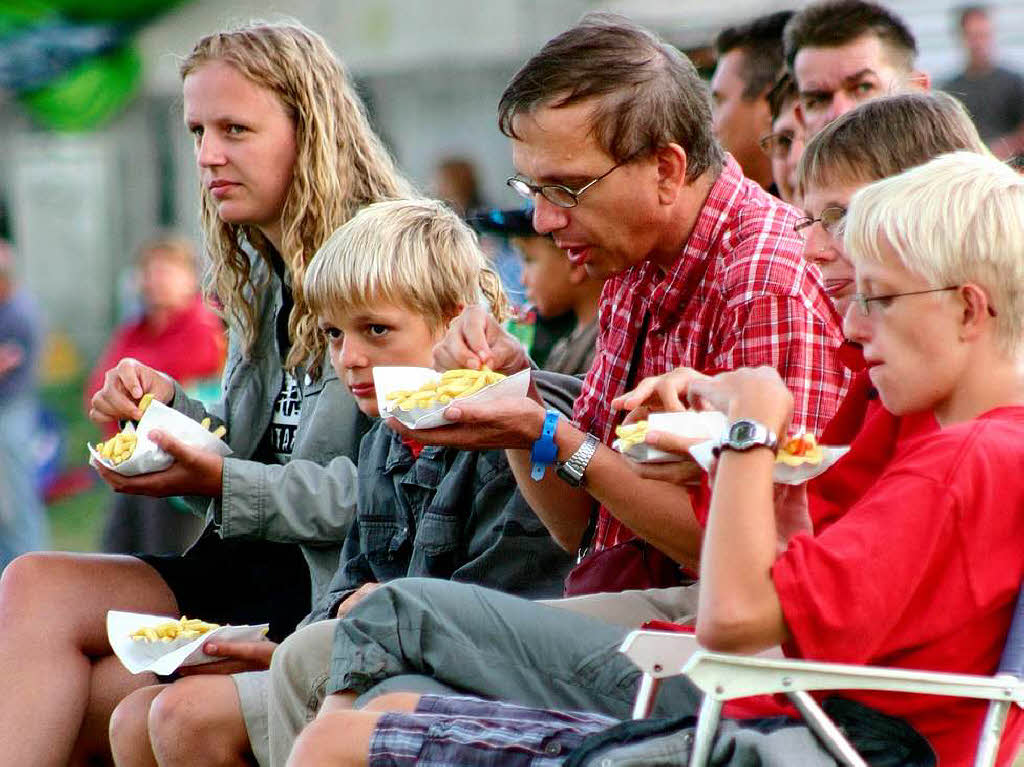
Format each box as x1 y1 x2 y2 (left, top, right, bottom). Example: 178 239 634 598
92 393 154 466
90 393 227 465
385 368 506 412
614 421 648 451
130 616 220 643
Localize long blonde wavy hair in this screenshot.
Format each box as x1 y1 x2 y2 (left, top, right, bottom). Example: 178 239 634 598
180 21 413 374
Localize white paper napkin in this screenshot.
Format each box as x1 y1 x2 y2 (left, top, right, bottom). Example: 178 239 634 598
88 400 232 476
107 610 269 676
613 410 729 463
374 367 531 429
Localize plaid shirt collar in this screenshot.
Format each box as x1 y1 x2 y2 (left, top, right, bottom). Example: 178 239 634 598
627 157 744 331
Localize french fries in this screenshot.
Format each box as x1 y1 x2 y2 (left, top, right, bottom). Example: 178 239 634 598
90 393 227 466
776 433 824 466
385 368 506 412
130 616 220 643
614 421 648 451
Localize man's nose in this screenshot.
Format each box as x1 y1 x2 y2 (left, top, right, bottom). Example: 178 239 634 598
531 196 569 235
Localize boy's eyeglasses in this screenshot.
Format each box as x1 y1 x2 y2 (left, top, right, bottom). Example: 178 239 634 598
506 154 637 209
851 286 998 317
759 131 795 159
794 206 846 235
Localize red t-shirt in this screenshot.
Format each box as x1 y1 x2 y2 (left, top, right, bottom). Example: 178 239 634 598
85 296 226 432
729 408 1024 765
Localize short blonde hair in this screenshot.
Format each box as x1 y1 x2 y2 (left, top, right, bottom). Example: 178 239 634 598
845 151 1024 355
303 199 508 334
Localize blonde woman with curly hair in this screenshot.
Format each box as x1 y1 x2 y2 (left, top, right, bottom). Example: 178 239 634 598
0 20 411 766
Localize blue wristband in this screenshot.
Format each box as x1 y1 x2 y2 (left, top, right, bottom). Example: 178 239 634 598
530 410 560 481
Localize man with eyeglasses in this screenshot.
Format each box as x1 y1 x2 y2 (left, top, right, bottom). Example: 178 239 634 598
784 0 929 140
759 73 805 204
266 15 849 752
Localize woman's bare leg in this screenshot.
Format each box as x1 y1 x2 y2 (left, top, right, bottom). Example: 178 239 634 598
0 552 178 767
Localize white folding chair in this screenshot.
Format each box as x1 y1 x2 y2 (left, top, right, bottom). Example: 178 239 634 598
619 588 1024 767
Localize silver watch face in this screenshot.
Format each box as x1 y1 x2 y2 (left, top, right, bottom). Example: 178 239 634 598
728 419 761 449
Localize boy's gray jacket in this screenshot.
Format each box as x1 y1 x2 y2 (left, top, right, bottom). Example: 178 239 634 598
172 256 366 608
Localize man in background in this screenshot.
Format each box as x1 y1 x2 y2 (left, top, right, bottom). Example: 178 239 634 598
942 4 1024 158
0 238 47 570
784 0 929 139
710 10 793 192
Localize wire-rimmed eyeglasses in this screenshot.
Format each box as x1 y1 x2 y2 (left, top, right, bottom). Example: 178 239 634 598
506 155 637 209
794 206 846 236
850 286 998 317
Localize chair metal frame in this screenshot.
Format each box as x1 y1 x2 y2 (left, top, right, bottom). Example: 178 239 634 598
620 588 1024 767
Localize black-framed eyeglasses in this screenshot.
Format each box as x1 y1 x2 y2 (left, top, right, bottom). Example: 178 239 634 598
506 155 635 209
851 285 998 317
759 131 795 159
794 206 846 235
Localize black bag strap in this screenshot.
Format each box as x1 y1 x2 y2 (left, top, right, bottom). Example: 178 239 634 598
576 311 650 560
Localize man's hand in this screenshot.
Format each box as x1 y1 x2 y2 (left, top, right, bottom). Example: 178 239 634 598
433 305 530 375
612 367 711 415
386 397 547 451
93 430 224 498
626 429 705 487
333 582 381 618
176 640 277 676
90 357 175 425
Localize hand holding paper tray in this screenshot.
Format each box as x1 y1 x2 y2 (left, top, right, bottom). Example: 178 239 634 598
374 366 532 430
88 400 232 477
107 610 269 676
614 411 729 463
688 433 850 485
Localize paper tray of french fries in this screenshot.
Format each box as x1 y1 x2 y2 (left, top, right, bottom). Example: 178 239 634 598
613 410 729 463
374 366 531 429
107 610 269 676
688 432 850 485
88 397 232 477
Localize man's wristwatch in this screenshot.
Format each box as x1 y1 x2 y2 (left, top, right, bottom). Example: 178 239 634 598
712 418 779 457
556 433 600 487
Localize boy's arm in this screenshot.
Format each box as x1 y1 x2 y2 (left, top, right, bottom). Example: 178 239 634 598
307 519 374 623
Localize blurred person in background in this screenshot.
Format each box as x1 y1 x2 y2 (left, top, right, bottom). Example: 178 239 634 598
0 238 47 571
784 0 929 140
760 72 805 205
84 234 225 413
469 206 603 376
942 5 1024 158
710 10 794 193
433 155 484 218
435 155 529 311
84 234 226 555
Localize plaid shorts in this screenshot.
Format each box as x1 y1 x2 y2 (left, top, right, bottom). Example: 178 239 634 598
368 695 619 767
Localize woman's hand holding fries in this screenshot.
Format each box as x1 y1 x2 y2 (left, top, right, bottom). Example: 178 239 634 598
432 305 531 376
94 430 224 498
90 357 175 425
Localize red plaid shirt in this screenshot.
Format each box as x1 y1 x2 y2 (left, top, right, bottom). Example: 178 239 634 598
573 157 849 551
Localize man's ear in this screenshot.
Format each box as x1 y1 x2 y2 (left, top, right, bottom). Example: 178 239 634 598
656 143 688 204
794 100 808 131
907 69 930 92
959 283 994 341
